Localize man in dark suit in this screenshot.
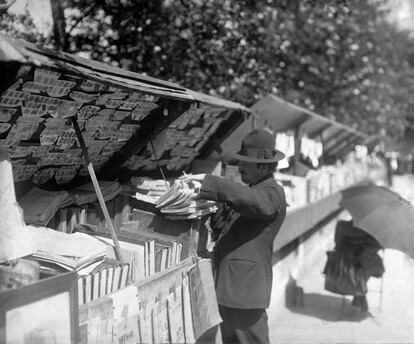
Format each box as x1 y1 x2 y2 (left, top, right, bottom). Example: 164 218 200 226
184 128 287 344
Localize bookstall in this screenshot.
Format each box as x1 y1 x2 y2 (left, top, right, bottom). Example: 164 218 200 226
0 34 250 343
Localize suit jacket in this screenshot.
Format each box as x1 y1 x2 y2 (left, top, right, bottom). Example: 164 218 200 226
199 174 286 309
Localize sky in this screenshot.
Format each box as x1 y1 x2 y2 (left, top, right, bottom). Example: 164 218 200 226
385 0 414 31
9 0 53 34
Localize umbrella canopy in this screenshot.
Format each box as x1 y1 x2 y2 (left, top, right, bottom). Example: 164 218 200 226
340 184 414 258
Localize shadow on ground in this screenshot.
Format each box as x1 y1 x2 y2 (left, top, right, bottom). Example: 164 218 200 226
286 292 372 322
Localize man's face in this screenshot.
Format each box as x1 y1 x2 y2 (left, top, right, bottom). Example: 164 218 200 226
238 160 268 184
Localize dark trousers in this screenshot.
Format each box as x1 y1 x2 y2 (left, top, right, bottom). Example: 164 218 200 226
218 305 269 344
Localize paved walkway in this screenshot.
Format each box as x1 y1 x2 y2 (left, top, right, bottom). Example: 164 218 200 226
269 175 414 344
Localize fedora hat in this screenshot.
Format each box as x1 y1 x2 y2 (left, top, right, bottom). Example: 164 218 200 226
233 128 285 163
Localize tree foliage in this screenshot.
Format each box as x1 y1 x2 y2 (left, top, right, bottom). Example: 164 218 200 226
1 0 414 149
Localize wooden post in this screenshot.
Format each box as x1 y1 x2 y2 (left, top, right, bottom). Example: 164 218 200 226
71 118 124 263
319 133 324 167
293 126 302 176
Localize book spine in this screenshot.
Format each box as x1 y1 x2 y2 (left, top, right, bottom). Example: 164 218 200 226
93 271 100 300
113 265 122 292
57 208 67 232
171 242 177 266
84 274 92 303
107 266 114 294
120 264 129 289
100 268 107 297
149 240 155 276
144 241 149 278
78 277 85 305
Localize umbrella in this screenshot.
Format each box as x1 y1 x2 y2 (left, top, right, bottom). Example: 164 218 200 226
340 184 414 258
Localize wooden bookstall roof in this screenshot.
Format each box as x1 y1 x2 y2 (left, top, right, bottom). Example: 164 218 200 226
0 34 250 191
251 94 371 159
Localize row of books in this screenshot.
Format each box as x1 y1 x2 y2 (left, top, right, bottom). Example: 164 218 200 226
100 236 183 282
27 226 183 294
144 240 183 277
45 193 131 234
78 263 130 305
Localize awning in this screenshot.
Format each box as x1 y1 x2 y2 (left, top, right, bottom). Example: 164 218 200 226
0 34 251 111
186 90 250 112
251 94 370 159
0 34 249 188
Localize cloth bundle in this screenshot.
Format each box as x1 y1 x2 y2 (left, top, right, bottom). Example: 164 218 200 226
323 250 367 295
155 179 217 220
69 180 122 205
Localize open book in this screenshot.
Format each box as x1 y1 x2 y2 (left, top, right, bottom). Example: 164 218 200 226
26 225 108 273
30 250 106 272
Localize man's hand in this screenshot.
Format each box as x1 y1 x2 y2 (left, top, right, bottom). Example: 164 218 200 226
189 173 206 181
181 173 206 182
180 173 206 192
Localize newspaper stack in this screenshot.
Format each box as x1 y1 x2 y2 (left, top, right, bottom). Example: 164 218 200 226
155 179 217 220
19 187 73 226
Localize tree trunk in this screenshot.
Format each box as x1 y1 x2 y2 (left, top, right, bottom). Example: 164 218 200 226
50 0 68 51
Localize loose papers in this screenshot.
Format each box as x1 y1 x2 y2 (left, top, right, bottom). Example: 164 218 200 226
26 225 108 272
132 177 171 204
188 259 222 340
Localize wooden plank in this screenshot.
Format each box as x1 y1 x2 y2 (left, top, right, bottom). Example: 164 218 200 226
72 117 124 263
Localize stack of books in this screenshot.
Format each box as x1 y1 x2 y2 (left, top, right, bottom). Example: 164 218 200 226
19 187 73 226
155 180 217 220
